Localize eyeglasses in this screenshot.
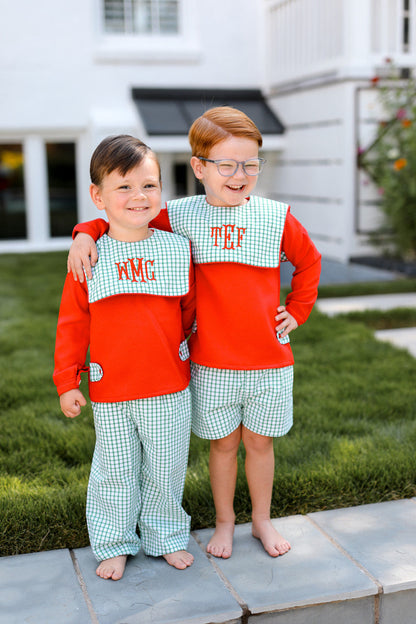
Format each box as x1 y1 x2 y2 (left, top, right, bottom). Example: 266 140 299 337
198 157 266 177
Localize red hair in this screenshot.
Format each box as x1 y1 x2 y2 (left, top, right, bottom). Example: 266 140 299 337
188 106 263 157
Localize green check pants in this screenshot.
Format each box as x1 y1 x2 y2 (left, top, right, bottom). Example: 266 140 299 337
87 388 192 561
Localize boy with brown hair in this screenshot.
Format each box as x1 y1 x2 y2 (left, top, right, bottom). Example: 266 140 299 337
68 107 321 560
54 135 195 580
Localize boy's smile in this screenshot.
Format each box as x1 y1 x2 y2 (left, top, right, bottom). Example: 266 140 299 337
191 136 260 207
90 156 161 242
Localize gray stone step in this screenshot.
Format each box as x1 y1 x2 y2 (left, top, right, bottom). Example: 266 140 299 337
1 499 416 623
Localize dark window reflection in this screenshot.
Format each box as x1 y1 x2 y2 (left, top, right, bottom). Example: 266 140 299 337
0 144 26 239
47 142 78 237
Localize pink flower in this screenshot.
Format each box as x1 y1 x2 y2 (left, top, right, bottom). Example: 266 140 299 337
396 108 407 119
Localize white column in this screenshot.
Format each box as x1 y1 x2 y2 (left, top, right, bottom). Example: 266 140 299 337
343 0 372 74
23 135 49 244
75 133 96 223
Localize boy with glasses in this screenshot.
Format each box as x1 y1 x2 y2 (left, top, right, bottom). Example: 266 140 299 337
67 107 321 560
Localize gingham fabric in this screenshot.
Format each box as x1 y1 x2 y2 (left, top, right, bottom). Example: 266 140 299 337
87 388 192 561
190 363 293 440
87 230 191 303
167 195 288 267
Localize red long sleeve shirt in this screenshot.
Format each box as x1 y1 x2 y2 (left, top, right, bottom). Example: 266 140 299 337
74 199 321 370
54 234 195 400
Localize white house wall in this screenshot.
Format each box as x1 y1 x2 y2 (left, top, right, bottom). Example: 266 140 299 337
1 0 263 134
2 0 416 259
269 82 357 262
264 0 416 262
0 0 265 251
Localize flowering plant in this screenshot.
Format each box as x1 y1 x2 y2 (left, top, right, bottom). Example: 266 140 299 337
358 61 416 258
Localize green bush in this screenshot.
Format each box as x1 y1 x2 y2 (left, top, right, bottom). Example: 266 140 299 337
359 60 416 258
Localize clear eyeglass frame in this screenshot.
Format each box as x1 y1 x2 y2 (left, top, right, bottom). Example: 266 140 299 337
198 157 266 176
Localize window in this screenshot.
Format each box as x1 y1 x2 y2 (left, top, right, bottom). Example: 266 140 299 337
403 0 411 52
96 0 198 63
371 0 415 55
0 144 26 240
104 0 179 35
47 143 78 238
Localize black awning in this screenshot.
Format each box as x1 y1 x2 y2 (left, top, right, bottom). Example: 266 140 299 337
131 88 284 136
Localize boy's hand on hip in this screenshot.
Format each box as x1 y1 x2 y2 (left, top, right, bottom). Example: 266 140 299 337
275 306 298 338
60 389 87 418
67 233 98 282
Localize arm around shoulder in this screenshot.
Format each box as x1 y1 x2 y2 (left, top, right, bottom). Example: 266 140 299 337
68 219 108 282
72 219 109 240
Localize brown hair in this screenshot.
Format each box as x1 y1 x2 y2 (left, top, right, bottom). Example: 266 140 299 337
188 106 263 158
90 135 161 186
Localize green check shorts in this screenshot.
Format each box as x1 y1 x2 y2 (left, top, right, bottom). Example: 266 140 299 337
190 363 293 439
87 388 191 561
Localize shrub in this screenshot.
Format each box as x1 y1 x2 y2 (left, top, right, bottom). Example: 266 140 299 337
359 60 416 259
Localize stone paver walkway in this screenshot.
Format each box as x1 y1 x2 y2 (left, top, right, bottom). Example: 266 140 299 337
1 499 416 623
316 292 416 358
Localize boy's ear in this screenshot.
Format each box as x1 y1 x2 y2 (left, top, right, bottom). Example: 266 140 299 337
190 156 204 180
90 184 105 211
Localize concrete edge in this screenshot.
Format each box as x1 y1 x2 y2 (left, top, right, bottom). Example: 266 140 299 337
65 505 416 622
305 515 383 596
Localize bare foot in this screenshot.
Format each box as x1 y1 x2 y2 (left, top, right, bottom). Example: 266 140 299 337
96 555 128 580
163 550 194 570
206 521 234 559
252 519 291 557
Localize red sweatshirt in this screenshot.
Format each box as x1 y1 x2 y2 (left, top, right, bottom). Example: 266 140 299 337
54 232 195 401
73 197 321 370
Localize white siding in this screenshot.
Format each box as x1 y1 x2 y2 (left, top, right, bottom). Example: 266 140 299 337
269 83 354 261
266 0 345 86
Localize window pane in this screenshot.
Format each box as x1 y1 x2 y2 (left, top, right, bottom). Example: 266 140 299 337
103 0 179 34
159 0 179 33
173 163 188 197
104 0 126 33
134 0 152 33
404 16 409 48
47 143 77 238
0 144 26 240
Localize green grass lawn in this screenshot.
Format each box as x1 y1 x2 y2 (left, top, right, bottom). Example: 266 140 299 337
1 252 416 557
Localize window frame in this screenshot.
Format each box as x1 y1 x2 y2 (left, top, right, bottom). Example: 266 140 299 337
95 0 200 63
103 0 180 36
